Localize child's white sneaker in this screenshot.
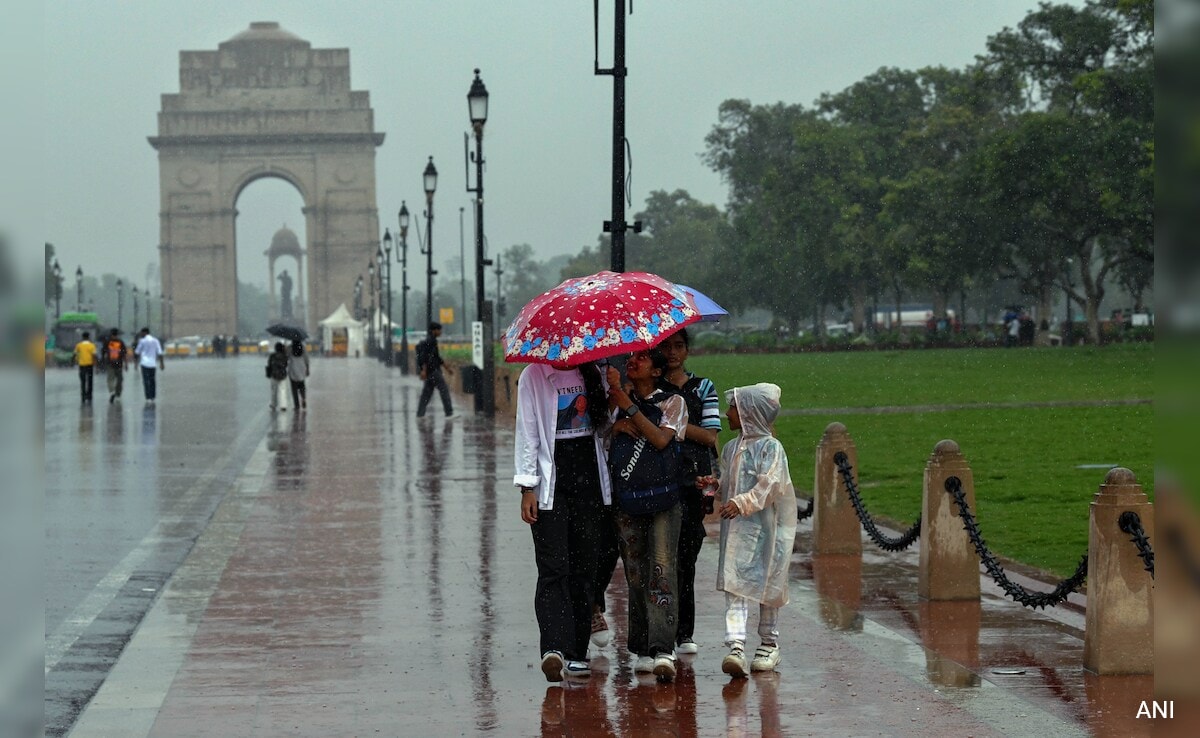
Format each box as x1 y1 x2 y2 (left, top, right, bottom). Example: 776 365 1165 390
633 655 655 673
751 644 781 672
675 638 698 655
652 652 677 682
721 642 748 678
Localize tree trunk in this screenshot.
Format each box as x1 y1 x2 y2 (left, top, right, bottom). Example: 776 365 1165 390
1076 246 1105 345
893 279 903 329
851 283 867 333
932 292 948 319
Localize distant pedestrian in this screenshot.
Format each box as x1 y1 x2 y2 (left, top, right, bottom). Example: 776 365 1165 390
231 336 241 355
134 327 165 404
415 322 453 418
287 339 310 410
72 331 97 404
1005 315 1020 348
266 342 289 411
102 328 129 404
696 383 798 679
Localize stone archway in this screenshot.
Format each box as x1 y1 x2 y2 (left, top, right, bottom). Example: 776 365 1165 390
149 21 384 337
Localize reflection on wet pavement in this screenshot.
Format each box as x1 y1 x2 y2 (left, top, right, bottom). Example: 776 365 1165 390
55 360 1156 737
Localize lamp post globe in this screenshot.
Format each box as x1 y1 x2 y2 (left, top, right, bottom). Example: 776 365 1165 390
468 68 489 132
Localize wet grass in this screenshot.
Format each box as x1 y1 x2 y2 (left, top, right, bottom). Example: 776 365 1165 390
687 344 1154 576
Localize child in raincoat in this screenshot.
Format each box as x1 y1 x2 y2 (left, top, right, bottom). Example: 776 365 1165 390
697 382 798 678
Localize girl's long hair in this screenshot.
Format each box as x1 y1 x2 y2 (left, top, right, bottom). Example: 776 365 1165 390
578 362 611 433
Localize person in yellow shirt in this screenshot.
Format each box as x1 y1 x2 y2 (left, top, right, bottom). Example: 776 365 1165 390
73 331 97 404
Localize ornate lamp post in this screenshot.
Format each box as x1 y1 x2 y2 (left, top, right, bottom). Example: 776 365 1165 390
354 275 363 320
75 266 83 311
52 261 62 319
466 68 494 414
376 246 388 364
368 261 376 354
131 284 138 330
382 232 396 368
422 157 438 329
116 278 124 333
398 203 412 374
495 254 505 327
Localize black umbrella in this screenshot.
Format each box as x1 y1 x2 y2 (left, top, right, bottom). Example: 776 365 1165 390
266 323 308 342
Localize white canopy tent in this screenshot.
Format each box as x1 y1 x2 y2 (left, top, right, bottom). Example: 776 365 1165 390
318 303 366 357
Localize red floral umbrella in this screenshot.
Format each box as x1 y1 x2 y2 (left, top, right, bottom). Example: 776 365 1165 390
503 271 701 366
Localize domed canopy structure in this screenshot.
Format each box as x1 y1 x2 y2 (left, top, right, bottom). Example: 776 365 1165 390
267 224 303 258
222 22 307 46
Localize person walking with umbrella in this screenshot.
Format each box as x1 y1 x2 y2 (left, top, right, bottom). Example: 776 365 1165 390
415 322 453 418
287 339 310 410
514 358 612 682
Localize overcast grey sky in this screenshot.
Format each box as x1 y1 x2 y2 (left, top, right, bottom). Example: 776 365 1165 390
43 1 1054 293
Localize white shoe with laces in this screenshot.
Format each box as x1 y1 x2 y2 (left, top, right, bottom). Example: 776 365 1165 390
633 655 655 674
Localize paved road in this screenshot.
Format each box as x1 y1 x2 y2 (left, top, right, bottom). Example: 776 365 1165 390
47 357 1154 737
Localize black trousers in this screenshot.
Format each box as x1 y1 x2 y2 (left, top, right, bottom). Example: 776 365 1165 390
675 489 707 642
290 379 307 407
78 365 93 401
417 368 452 416
141 366 157 399
593 508 620 614
530 437 605 661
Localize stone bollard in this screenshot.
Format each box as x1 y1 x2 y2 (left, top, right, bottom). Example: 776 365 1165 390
919 439 980 601
812 422 862 555
1083 467 1153 675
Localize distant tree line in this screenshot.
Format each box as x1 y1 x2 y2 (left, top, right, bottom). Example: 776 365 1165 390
497 0 1151 346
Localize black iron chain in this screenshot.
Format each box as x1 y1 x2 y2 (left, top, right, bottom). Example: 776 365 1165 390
833 452 921 552
944 476 1087 609
1117 511 1155 579
797 496 814 521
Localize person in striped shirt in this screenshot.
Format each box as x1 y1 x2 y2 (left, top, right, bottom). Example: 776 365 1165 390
660 327 722 654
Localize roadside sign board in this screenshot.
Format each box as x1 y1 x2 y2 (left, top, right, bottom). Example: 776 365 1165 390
472 321 484 369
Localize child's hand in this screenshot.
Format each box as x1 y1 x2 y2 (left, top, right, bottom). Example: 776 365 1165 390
719 500 741 519
695 475 718 490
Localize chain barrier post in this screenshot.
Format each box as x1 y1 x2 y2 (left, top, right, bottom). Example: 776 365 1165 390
1084 467 1153 675
919 439 980 601
813 422 862 556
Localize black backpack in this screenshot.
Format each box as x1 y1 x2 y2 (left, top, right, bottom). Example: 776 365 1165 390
609 389 683 516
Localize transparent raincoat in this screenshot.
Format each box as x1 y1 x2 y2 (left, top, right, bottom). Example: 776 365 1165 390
715 383 798 608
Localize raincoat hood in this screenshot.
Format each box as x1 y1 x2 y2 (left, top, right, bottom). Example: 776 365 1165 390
725 383 781 439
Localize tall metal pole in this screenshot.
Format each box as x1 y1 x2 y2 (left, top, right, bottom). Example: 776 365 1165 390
422 157 438 330
368 262 376 354
459 206 468 328
144 288 151 332
467 69 494 415
495 254 504 327
116 279 124 333
595 1 633 272
385 243 394 367
399 202 411 375
75 266 83 311
53 261 62 320
132 285 138 330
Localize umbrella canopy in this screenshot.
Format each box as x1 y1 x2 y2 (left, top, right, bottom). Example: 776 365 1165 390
266 323 308 342
503 271 701 367
678 284 728 322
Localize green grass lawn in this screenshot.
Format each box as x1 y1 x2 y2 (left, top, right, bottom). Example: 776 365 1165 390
686 344 1154 576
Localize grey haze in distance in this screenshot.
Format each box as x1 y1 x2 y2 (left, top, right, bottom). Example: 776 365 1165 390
44 1 1059 291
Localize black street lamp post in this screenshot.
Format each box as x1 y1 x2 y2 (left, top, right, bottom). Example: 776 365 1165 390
131 285 138 330
495 254 505 327
75 266 83 312
382 232 397 369
52 260 62 320
398 203 412 374
354 275 363 320
116 278 124 333
377 246 389 364
459 206 467 327
594 2 641 272
144 288 151 332
466 68 495 415
160 293 166 340
422 157 438 329
368 261 376 354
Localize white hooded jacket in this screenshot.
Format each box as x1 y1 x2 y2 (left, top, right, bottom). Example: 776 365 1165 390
716 382 798 607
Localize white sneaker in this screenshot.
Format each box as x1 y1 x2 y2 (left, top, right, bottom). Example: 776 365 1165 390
722 643 748 678
751 644 781 672
564 660 591 679
652 653 677 682
541 651 564 682
675 638 698 655
633 655 655 673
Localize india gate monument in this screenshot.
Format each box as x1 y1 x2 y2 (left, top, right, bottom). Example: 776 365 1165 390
149 22 384 337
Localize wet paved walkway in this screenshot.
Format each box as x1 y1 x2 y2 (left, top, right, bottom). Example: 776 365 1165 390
59 359 1154 736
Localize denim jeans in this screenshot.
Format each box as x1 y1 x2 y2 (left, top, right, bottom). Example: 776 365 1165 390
616 502 682 658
